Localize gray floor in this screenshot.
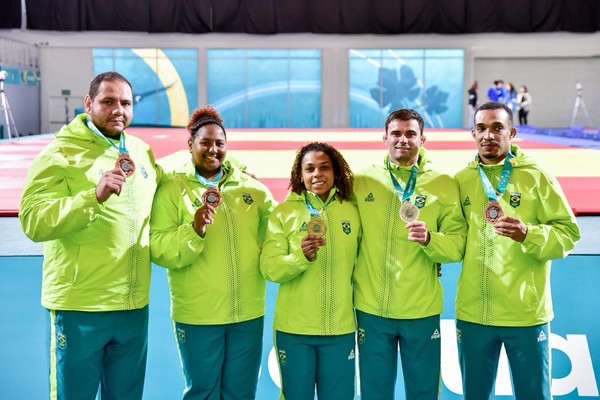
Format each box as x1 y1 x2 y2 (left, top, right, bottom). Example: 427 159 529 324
2 216 597 256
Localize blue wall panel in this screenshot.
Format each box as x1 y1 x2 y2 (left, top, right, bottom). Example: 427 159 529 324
1 255 598 399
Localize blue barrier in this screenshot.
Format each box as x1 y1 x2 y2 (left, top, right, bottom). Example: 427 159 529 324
1 256 598 399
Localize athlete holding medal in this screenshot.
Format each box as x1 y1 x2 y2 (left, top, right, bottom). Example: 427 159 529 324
20 72 164 399
150 105 275 399
261 142 360 399
353 109 466 400
455 102 580 399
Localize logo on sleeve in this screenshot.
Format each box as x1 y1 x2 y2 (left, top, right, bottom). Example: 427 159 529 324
415 194 427 209
193 198 202 207
140 165 148 179
242 192 254 205
300 222 308 232
341 220 351 235
510 192 521 208
365 193 375 202
463 197 471 207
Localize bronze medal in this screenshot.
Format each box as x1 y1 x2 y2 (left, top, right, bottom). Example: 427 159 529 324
116 153 135 177
307 216 327 236
484 201 503 224
400 201 419 222
202 187 222 207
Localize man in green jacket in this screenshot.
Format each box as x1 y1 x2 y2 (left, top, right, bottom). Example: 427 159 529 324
455 101 580 399
20 71 163 400
353 108 466 399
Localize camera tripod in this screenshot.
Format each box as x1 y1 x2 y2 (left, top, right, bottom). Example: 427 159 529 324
0 74 19 139
571 83 593 127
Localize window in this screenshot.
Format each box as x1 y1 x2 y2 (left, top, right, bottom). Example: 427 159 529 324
93 48 198 127
349 49 464 128
207 49 321 128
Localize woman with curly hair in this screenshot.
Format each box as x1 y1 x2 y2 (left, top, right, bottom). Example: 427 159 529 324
260 142 361 399
150 105 276 399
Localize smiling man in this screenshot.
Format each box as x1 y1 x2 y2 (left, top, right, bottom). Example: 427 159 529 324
19 71 164 400
454 101 580 399
352 108 466 400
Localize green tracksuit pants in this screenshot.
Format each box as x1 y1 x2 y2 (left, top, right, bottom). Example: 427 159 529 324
49 306 148 400
175 316 264 400
275 330 356 400
356 310 441 400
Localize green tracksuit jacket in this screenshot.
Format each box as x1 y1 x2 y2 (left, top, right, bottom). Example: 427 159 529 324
19 114 163 311
260 190 361 335
353 149 466 319
150 160 276 325
454 144 580 326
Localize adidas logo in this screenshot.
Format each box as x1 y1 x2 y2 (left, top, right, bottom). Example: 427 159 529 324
365 193 375 202
463 196 471 207
348 349 355 360
431 329 441 340
537 331 547 343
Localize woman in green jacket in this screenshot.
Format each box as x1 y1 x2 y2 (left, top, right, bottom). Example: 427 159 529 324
150 105 276 399
261 142 361 400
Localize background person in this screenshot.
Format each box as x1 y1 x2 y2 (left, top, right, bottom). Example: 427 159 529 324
467 80 478 129
261 142 361 400
19 71 163 399
517 85 533 125
150 105 276 400
504 82 518 113
455 101 580 400
352 108 466 400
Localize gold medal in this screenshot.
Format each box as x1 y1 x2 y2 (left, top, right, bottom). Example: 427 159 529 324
116 153 135 177
400 201 419 222
202 187 222 207
484 201 503 224
307 216 327 236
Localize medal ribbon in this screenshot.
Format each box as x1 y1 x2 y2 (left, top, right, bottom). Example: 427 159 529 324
387 159 418 204
195 169 223 189
86 118 128 155
303 190 335 218
476 151 515 202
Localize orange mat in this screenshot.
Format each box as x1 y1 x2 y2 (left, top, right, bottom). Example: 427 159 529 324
1 128 598 216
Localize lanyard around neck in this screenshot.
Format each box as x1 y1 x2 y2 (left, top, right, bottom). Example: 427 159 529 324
303 191 335 218
86 118 128 154
195 169 223 188
387 159 418 203
477 152 515 202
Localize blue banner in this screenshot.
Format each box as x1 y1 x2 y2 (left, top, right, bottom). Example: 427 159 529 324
0 255 598 399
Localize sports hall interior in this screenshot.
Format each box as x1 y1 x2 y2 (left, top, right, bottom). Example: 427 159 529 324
1 1 599 398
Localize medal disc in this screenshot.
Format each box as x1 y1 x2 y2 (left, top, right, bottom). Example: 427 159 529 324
484 201 503 224
307 216 327 236
400 201 419 222
116 153 135 177
202 187 222 207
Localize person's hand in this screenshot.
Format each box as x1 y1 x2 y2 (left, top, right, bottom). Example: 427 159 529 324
193 204 217 237
406 221 430 246
96 168 126 203
301 234 326 261
494 215 527 242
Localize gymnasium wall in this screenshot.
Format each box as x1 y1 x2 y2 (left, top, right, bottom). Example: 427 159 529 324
1 30 600 133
